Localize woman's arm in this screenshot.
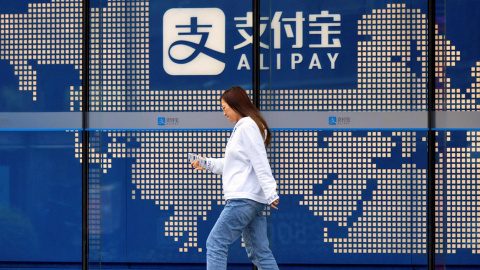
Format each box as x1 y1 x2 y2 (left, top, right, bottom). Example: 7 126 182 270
205 157 225 175
190 156 225 175
242 123 280 207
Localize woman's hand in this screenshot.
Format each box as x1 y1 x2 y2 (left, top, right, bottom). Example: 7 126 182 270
190 159 205 170
269 198 279 210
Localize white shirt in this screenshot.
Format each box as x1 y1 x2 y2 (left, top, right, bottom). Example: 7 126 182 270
205 117 279 205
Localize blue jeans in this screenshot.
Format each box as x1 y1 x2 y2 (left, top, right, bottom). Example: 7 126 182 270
206 199 279 270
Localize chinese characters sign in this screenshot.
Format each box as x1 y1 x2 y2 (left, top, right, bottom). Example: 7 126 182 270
163 9 342 75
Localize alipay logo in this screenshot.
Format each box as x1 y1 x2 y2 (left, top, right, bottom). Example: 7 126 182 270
158 117 166 126
163 8 226 75
329 117 337 125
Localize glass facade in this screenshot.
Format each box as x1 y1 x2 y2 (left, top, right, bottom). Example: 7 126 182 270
0 0 479 269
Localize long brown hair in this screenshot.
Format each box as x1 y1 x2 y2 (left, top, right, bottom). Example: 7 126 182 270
220 86 271 147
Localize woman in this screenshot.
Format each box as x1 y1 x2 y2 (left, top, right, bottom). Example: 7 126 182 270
191 86 280 270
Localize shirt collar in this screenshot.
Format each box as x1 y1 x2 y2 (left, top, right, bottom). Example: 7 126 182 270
234 116 250 128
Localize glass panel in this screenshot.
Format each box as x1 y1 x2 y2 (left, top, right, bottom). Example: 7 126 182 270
439 0 480 112
87 0 254 268
435 130 480 269
269 129 428 266
0 132 81 264
261 0 431 269
0 0 83 268
437 0 480 269
261 0 429 112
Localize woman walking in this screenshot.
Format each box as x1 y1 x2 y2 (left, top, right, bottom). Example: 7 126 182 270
191 86 280 270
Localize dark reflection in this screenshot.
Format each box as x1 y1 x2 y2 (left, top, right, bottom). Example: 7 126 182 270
0 204 39 259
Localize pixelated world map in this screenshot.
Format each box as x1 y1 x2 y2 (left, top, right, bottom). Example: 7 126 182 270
1 0 480 263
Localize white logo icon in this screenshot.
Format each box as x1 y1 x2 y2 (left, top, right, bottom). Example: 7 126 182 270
163 8 225 75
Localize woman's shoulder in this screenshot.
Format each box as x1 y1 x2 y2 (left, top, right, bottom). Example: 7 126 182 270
236 117 261 137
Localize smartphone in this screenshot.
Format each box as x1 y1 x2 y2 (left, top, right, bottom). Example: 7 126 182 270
187 153 207 168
